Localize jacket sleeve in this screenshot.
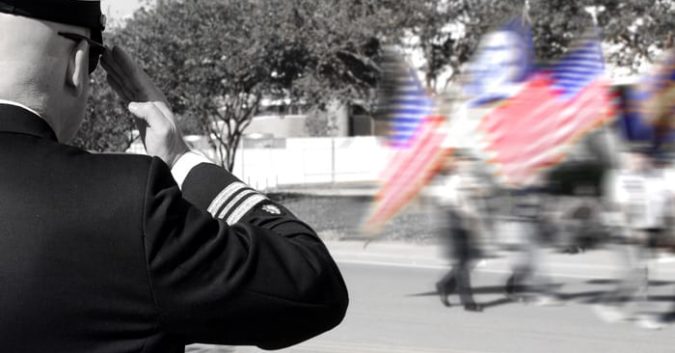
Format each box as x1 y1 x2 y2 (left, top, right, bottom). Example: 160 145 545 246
141 156 348 349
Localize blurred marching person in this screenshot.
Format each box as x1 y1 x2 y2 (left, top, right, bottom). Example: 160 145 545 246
431 150 486 312
0 1 347 352
595 148 671 325
638 156 675 330
504 181 562 306
467 154 502 258
557 183 607 254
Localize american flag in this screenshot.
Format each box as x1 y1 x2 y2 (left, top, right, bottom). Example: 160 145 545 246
363 48 450 234
363 115 451 233
550 36 605 98
464 19 535 107
377 48 435 148
480 32 615 187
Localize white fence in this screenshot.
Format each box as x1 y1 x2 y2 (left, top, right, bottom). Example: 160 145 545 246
128 136 392 191
231 136 391 190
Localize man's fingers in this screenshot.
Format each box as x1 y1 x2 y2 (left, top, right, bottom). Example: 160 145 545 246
100 47 115 70
111 46 139 77
128 102 161 122
104 47 147 100
128 102 172 133
102 49 141 100
111 46 152 93
106 74 131 102
153 101 174 120
109 46 166 102
102 46 188 165
101 48 128 83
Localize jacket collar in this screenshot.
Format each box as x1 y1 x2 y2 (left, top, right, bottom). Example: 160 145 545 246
0 104 58 141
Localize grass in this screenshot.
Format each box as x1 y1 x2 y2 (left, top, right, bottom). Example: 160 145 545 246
270 193 440 243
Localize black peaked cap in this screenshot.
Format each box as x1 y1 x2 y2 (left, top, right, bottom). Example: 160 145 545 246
0 0 105 42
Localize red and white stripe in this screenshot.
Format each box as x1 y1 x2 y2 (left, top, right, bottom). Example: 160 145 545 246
481 75 614 187
364 115 451 233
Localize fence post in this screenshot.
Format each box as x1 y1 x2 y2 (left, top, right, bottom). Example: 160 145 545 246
240 139 245 181
331 137 336 185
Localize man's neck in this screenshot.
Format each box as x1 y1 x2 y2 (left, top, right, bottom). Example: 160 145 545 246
0 99 43 118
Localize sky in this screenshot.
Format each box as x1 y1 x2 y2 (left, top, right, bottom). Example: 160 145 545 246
100 0 145 21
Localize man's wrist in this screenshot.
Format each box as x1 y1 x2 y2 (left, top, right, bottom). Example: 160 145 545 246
171 151 214 189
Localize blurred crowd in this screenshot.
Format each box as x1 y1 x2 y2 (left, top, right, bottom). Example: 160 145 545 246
424 145 675 328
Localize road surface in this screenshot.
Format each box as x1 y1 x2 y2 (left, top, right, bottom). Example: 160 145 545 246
214 243 675 353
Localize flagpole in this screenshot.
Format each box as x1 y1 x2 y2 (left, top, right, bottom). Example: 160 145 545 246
521 0 531 25
583 5 605 26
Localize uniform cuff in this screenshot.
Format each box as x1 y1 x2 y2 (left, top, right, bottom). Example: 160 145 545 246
171 151 214 189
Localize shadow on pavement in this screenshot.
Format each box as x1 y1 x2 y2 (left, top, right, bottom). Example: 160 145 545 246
481 297 515 308
646 295 675 302
558 290 606 303
586 279 675 287
412 281 675 310
408 285 512 298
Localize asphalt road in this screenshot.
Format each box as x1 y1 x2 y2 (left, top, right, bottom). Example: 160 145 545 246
233 254 675 353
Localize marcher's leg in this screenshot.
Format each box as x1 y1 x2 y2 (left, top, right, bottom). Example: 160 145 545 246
453 227 483 312
594 235 648 323
436 268 456 307
436 212 458 307
528 237 563 306
456 262 482 312
506 221 535 300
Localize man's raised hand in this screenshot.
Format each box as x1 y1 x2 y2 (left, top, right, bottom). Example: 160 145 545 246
101 46 189 167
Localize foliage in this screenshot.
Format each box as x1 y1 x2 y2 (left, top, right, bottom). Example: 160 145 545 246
73 0 672 157
416 0 675 91
592 0 674 70
114 0 407 168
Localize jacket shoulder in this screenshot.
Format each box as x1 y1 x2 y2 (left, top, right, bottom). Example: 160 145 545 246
71 150 157 176
59 147 167 195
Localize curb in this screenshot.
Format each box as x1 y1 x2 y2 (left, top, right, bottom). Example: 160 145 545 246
324 240 675 280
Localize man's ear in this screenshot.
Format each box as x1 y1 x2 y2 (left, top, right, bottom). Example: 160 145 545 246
65 40 89 95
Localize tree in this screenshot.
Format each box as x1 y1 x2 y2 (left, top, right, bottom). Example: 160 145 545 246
75 0 671 157
409 0 674 91
591 0 673 71
115 0 398 170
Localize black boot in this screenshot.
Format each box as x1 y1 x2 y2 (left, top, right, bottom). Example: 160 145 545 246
436 282 451 307
505 274 525 301
463 303 484 312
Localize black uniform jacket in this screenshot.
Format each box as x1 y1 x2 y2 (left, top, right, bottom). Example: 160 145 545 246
0 104 348 353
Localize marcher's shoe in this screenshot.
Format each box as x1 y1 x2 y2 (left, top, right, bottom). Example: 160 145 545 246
463 303 484 312
635 314 668 330
505 275 518 295
592 304 630 323
531 295 564 307
505 291 527 302
505 279 524 302
560 246 582 254
436 283 451 307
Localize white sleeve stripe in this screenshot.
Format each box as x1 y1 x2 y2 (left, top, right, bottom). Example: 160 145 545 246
171 151 214 189
207 181 248 217
212 187 256 218
207 182 248 215
226 194 268 225
217 189 258 220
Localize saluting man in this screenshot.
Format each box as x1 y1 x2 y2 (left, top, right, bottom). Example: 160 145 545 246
0 1 348 352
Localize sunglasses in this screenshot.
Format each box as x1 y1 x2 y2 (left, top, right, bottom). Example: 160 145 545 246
58 32 106 74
